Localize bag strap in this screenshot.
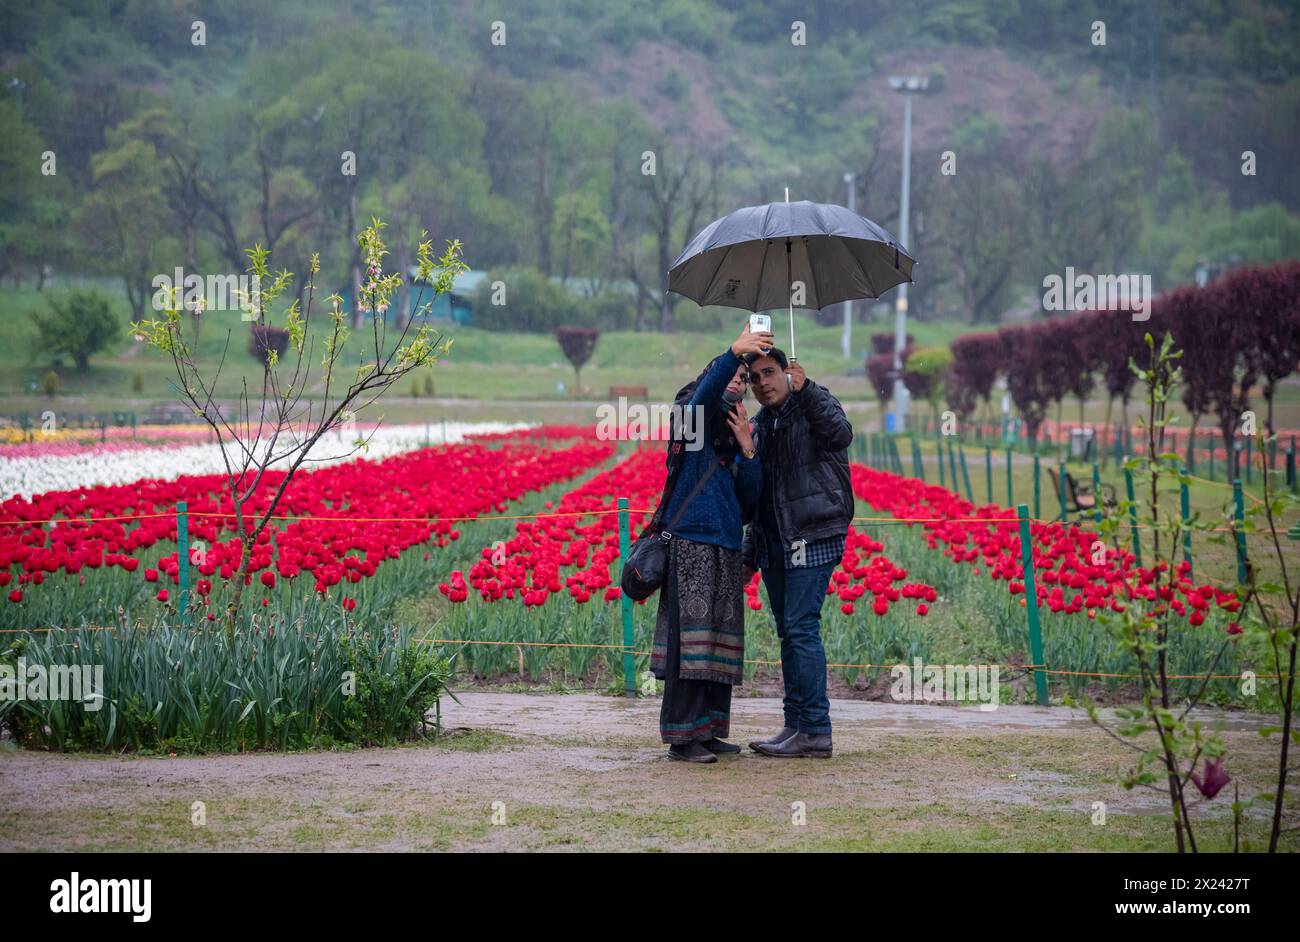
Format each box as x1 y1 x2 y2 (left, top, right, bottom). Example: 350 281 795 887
661 458 722 535
646 441 685 531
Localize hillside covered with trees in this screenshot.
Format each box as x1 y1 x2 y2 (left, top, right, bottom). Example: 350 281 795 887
2 0 1298 333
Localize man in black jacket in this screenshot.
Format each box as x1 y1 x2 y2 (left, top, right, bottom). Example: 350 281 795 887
741 347 854 758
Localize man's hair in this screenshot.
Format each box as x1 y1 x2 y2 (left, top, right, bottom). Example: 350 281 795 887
753 347 789 371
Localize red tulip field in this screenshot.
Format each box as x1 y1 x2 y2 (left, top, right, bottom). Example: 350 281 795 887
4 424 1248 709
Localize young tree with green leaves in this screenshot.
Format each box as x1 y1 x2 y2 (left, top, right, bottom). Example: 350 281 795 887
137 219 465 628
1079 332 1296 852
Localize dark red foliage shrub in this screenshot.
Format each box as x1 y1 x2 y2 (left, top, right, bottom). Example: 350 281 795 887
249 326 290 365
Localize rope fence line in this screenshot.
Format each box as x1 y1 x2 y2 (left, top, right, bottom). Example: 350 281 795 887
0 506 1287 536
415 637 1278 680
5 627 1277 681
0 507 653 527
0 626 116 634
1182 471 1267 506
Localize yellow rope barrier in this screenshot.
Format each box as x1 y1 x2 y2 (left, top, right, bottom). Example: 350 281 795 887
1 629 1283 681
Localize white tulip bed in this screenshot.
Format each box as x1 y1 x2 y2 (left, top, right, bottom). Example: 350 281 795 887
0 421 529 498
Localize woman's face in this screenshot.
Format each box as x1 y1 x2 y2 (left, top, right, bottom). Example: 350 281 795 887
725 363 749 398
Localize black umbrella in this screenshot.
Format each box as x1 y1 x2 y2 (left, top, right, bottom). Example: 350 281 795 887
668 193 916 358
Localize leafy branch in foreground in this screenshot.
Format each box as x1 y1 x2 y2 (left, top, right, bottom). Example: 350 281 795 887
1233 427 1300 852
1075 333 1232 852
135 218 467 631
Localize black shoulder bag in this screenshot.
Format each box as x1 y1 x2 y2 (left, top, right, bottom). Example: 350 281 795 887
620 457 721 602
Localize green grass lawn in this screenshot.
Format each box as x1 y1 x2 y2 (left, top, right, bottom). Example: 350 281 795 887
0 282 967 406
4 281 1298 451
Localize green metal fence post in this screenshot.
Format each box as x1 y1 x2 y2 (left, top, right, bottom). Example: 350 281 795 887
912 438 924 481
946 438 960 495
1091 462 1103 524
985 445 993 504
937 434 947 488
1124 464 1142 567
1058 461 1068 522
1016 503 1050 706
1245 436 1253 486
958 442 973 502
1232 479 1248 585
177 501 190 628
1005 446 1013 507
1032 454 1041 520
617 497 636 696
1180 468 1193 580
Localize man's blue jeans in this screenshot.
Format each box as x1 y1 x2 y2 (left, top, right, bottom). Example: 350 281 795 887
760 542 834 734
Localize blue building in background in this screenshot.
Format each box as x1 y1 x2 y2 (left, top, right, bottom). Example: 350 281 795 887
335 270 485 325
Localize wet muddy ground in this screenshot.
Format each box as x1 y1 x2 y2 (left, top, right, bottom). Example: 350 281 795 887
0 692 1287 852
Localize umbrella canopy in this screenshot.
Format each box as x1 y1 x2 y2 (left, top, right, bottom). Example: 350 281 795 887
668 199 916 312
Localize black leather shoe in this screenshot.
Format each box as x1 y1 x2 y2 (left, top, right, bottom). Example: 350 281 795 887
753 732 832 758
668 742 718 763
702 738 741 755
748 726 797 751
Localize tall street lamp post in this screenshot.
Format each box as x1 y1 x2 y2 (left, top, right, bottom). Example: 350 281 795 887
889 74 928 433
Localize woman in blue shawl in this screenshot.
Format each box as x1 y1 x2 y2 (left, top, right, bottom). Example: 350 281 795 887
650 322 772 763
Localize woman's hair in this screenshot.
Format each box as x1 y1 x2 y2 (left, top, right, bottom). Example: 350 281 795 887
672 352 758 406
669 353 755 464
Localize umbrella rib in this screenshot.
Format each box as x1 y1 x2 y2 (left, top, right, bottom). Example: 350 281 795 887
700 241 734 308
753 239 771 312
805 236 830 310
828 235 881 301
806 205 831 309
849 237 882 299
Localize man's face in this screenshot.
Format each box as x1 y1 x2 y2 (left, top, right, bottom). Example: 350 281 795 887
749 355 789 409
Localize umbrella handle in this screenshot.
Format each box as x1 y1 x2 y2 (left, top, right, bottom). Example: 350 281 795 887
786 238 796 360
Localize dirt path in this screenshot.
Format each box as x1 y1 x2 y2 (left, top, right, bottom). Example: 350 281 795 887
0 693 1285 852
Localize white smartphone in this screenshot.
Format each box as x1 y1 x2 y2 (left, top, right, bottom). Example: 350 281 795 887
749 313 771 333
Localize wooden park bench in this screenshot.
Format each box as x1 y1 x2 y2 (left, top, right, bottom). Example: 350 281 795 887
146 400 249 425
1046 466 1117 518
609 385 648 399
145 402 198 424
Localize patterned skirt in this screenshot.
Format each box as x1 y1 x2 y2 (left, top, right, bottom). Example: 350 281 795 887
651 537 745 744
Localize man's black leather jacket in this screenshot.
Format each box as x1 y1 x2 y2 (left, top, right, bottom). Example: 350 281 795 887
741 378 854 568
